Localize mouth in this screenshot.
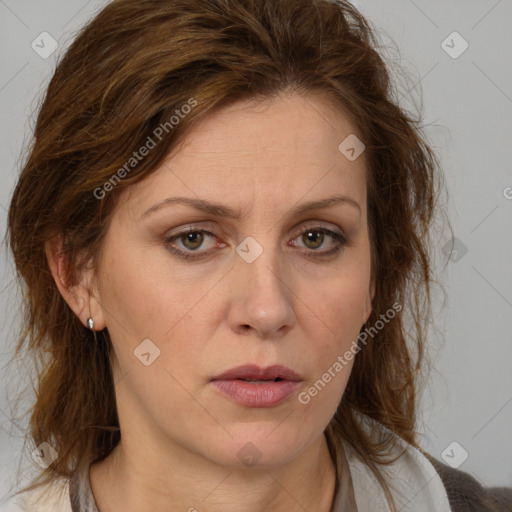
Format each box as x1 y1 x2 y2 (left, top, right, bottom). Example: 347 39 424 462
210 364 302 383
236 378 284 383
210 364 303 408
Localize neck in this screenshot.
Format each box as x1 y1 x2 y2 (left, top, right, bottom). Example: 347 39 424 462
89 432 337 512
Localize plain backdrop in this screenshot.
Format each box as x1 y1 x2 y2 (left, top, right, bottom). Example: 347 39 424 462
1 0 511 503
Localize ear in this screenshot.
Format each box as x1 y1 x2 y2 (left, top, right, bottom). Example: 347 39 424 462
45 235 106 330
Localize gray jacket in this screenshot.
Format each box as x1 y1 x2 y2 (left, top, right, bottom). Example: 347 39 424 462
427 455 512 511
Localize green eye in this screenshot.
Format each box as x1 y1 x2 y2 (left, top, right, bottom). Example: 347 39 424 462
164 226 347 261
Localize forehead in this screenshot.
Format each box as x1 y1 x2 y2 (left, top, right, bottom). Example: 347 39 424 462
122 91 367 217
174 91 363 161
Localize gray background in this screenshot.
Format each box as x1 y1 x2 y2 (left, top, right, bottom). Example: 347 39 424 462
1 0 511 502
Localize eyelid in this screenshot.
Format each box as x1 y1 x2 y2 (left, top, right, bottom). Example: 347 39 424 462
165 227 222 249
163 221 348 260
289 221 345 239
165 221 345 243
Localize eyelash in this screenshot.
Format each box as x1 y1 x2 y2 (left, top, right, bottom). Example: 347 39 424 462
163 225 348 261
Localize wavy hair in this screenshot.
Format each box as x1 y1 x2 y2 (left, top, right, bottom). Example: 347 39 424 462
5 0 451 509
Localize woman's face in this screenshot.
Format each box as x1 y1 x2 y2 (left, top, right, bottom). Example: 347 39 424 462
92 91 374 468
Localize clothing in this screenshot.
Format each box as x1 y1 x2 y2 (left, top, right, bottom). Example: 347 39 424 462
2 412 511 511
425 455 512 511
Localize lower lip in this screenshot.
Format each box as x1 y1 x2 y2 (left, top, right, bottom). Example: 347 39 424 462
211 379 301 407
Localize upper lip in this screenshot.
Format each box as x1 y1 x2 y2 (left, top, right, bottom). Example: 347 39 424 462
211 364 302 382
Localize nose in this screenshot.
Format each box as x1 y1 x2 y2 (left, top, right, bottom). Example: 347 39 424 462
228 243 296 339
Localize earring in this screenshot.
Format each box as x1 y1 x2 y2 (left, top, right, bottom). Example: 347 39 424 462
87 317 94 331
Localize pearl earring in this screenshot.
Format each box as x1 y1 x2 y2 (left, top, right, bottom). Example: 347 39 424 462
87 317 94 330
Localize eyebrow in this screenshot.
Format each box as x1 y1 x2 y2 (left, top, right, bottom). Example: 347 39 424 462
141 193 361 219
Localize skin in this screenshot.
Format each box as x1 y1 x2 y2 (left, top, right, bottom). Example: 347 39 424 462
47 90 375 512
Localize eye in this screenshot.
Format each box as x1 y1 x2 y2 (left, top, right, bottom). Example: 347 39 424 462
164 227 221 259
290 226 348 259
163 224 348 261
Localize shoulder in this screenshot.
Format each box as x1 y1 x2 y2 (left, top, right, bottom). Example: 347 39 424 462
347 412 512 512
342 412 453 511
0 479 72 512
425 453 512 512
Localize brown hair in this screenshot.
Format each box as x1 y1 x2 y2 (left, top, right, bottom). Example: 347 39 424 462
5 0 451 509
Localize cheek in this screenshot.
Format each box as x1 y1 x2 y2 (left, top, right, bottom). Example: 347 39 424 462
99 242 189 335
310 264 371 334
294 278 366 419
99 244 221 384
299 264 370 382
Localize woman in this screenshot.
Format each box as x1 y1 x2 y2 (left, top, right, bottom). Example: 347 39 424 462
2 0 511 511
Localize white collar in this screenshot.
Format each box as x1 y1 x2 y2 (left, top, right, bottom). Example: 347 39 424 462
3 413 451 512
329 412 452 512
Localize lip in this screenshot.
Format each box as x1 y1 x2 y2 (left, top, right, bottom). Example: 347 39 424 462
210 364 303 408
211 364 302 382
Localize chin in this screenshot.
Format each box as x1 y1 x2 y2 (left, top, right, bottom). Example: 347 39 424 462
200 429 313 470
